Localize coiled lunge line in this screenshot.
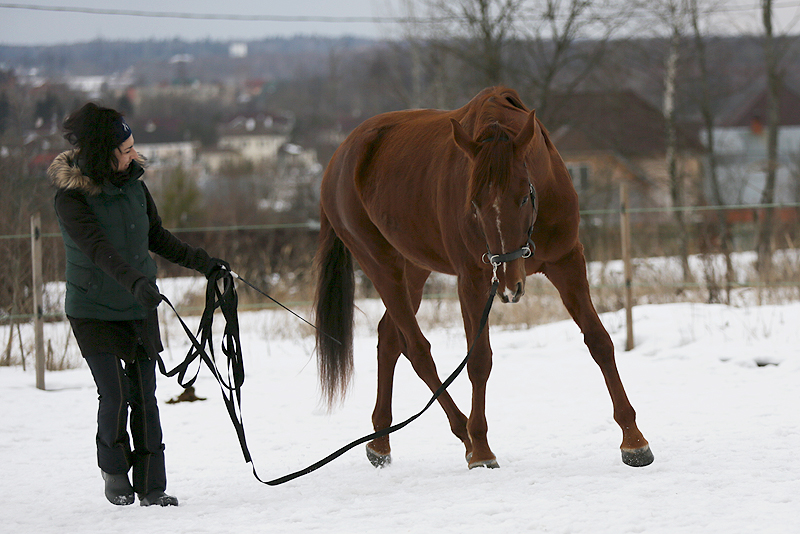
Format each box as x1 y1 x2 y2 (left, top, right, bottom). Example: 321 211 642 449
158 268 498 486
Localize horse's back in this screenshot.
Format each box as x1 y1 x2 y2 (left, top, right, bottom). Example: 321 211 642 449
326 87 531 194
323 109 455 213
335 109 456 189
320 108 471 273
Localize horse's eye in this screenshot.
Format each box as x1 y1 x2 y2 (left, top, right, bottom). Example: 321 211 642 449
521 196 528 206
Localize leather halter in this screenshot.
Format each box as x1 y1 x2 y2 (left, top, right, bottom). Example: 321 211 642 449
477 182 537 271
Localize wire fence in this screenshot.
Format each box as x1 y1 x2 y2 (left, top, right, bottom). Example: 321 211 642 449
2 201 800 325
3 200 800 375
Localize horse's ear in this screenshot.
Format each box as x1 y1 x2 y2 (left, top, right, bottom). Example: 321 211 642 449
451 118 479 158
513 109 538 153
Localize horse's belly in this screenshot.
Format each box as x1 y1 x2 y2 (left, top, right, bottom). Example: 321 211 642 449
372 212 455 275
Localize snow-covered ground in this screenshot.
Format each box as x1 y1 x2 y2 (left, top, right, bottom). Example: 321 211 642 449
2 277 799 533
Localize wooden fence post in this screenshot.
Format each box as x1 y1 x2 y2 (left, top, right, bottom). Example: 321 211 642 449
620 182 634 351
31 213 45 390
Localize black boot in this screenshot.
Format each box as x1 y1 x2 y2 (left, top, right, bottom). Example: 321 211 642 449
101 471 134 506
138 490 179 507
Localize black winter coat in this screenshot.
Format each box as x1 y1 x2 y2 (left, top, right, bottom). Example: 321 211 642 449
49 150 212 362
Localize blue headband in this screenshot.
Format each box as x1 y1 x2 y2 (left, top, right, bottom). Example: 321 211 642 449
113 117 132 146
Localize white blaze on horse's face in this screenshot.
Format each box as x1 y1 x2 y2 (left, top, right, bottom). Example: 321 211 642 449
451 110 539 304
495 184 533 303
493 197 506 274
468 180 533 304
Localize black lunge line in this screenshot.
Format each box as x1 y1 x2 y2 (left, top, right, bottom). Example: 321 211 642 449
231 271 341 346
158 269 498 486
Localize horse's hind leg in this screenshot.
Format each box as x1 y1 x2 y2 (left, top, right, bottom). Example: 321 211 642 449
543 245 653 467
367 263 429 466
364 261 471 466
366 312 403 467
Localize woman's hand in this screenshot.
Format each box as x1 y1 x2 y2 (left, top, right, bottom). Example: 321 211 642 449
132 277 162 310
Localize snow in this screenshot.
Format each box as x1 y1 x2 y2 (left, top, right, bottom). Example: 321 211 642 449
2 277 799 533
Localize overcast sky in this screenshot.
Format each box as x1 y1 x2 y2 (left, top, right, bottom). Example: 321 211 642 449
0 0 796 46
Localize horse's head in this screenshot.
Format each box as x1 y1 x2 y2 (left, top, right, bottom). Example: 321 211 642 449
451 109 539 303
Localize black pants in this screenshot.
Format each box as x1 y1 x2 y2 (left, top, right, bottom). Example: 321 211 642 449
84 348 166 495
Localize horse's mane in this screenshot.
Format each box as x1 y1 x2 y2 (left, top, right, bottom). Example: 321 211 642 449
464 88 533 210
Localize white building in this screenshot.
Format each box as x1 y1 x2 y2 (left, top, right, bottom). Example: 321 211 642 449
216 113 293 164
702 84 800 205
136 141 198 169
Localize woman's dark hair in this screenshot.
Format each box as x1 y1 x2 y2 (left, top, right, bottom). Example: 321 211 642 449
62 102 125 185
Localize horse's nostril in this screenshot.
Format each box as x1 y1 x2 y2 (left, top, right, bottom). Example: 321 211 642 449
512 282 524 303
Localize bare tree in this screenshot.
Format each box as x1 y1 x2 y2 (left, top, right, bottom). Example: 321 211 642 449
516 0 630 122
688 0 734 303
388 0 631 113
422 0 526 90
659 0 693 286
383 0 454 108
0 85 65 365
756 0 781 274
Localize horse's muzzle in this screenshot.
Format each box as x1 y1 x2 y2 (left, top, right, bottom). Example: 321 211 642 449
498 279 525 303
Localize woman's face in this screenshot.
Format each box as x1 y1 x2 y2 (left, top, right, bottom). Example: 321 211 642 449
114 135 137 172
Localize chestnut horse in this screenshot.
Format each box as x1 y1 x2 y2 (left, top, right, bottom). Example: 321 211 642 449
313 86 653 470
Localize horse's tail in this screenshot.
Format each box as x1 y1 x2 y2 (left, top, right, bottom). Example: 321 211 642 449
313 213 355 409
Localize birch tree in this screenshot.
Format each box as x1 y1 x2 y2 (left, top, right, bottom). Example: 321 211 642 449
688 0 734 303
649 0 694 285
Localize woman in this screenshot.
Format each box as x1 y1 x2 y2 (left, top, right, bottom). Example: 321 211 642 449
48 102 228 507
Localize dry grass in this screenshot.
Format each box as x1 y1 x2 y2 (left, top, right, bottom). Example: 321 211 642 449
4 249 800 370
169 248 800 335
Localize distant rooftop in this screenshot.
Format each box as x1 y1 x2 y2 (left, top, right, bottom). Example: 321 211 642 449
548 91 702 157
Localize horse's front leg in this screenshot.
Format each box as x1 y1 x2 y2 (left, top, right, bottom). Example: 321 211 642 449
465 346 497 469
459 278 499 469
543 245 654 467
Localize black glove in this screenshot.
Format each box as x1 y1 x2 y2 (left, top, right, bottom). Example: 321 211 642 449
132 277 162 310
203 257 230 279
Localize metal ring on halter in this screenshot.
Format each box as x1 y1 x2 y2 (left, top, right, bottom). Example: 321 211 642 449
521 245 532 259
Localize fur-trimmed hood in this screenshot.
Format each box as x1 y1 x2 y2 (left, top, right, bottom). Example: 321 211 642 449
48 149 145 196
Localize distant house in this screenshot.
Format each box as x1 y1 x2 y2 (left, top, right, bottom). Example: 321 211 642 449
215 112 293 164
197 112 323 212
129 117 199 194
137 139 198 170
197 146 244 174
13 118 67 179
61 69 136 99
133 82 229 105
131 117 198 168
703 82 800 206
547 91 703 222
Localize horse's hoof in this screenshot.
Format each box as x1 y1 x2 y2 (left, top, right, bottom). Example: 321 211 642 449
366 444 392 468
466 453 500 469
468 458 500 469
621 444 654 467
